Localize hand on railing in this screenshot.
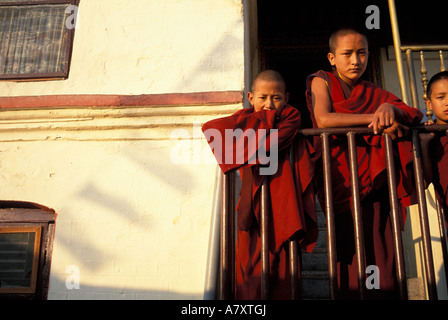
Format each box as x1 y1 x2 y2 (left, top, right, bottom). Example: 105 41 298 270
368 103 409 136
382 121 409 140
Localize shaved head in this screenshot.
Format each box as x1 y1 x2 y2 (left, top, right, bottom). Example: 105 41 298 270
251 70 286 93
329 27 368 54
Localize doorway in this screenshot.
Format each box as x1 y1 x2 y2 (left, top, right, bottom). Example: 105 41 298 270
255 0 391 127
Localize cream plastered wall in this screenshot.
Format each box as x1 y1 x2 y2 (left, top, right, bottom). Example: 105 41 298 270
3 0 245 96
0 104 241 299
0 0 246 299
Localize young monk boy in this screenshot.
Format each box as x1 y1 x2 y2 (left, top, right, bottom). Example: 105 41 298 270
202 70 317 299
421 71 448 227
306 28 423 299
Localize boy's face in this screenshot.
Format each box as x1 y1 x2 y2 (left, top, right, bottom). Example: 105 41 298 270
248 80 289 112
426 78 448 124
328 33 369 85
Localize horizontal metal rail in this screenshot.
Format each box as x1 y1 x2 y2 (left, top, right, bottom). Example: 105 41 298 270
219 125 448 300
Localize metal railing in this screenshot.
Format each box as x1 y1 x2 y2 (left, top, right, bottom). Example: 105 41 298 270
388 0 448 121
401 45 448 122
218 125 448 300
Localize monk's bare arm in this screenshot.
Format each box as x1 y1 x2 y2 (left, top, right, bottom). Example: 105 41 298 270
311 77 374 128
311 77 406 134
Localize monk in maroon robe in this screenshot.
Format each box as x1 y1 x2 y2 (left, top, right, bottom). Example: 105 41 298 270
202 70 317 299
421 71 448 227
306 28 423 299
431 134 448 227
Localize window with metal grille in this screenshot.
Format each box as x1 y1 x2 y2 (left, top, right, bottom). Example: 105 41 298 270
0 202 56 300
0 227 41 293
0 0 79 80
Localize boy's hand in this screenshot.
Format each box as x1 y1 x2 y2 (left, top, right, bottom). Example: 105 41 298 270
383 121 409 139
368 103 397 134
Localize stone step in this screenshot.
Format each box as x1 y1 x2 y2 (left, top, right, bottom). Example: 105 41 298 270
302 249 328 271
301 270 330 300
300 201 329 299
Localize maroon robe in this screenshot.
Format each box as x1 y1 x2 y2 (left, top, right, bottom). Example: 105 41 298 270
431 133 448 227
306 70 423 299
202 105 317 299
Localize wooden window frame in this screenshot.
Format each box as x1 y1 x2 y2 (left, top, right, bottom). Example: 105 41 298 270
0 0 79 81
0 203 56 300
0 226 42 294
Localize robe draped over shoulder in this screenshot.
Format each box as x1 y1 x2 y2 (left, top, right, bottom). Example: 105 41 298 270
305 70 423 214
202 105 317 299
432 134 448 227
202 105 317 252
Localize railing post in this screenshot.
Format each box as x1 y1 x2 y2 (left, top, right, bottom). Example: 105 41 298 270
288 143 301 300
260 177 270 300
412 130 438 300
404 49 420 109
289 240 300 300
419 51 433 124
384 133 408 299
321 133 338 300
347 132 366 300
219 171 235 300
388 0 410 105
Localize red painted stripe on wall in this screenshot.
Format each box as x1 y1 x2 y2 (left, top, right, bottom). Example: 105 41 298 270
0 91 243 109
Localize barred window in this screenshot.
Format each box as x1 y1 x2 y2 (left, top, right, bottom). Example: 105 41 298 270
0 227 41 293
0 202 56 300
0 0 79 80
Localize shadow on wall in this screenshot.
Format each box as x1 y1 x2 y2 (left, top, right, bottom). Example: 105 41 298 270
48 275 203 300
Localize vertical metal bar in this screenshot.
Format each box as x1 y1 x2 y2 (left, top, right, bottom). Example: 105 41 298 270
420 52 433 124
0 10 8 72
347 132 366 300
388 0 410 105
384 133 408 299
260 177 270 300
321 133 338 300
3 8 15 74
288 143 300 300
229 172 236 298
440 50 447 72
289 240 300 300
11 10 22 74
439 129 448 292
219 171 235 300
56 5 69 72
405 49 420 109
219 171 229 300
412 130 438 300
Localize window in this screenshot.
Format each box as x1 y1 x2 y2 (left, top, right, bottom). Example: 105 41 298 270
0 227 41 293
0 202 56 300
0 0 79 80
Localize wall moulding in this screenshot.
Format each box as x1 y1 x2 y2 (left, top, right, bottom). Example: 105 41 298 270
0 92 243 141
0 91 243 110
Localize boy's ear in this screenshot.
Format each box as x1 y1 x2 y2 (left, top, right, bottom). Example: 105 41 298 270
327 52 336 66
247 91 254 106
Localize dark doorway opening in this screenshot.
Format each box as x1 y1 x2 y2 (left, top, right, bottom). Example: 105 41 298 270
257 0 391 128
257 1 447 128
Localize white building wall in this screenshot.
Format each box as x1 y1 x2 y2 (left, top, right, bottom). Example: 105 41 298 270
3 0 245 96
0 0 245 299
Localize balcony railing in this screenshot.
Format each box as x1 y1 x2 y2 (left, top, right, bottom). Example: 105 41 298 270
218 125 448 300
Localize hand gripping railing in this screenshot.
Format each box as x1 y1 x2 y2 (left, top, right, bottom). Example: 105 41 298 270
218 125 448 300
